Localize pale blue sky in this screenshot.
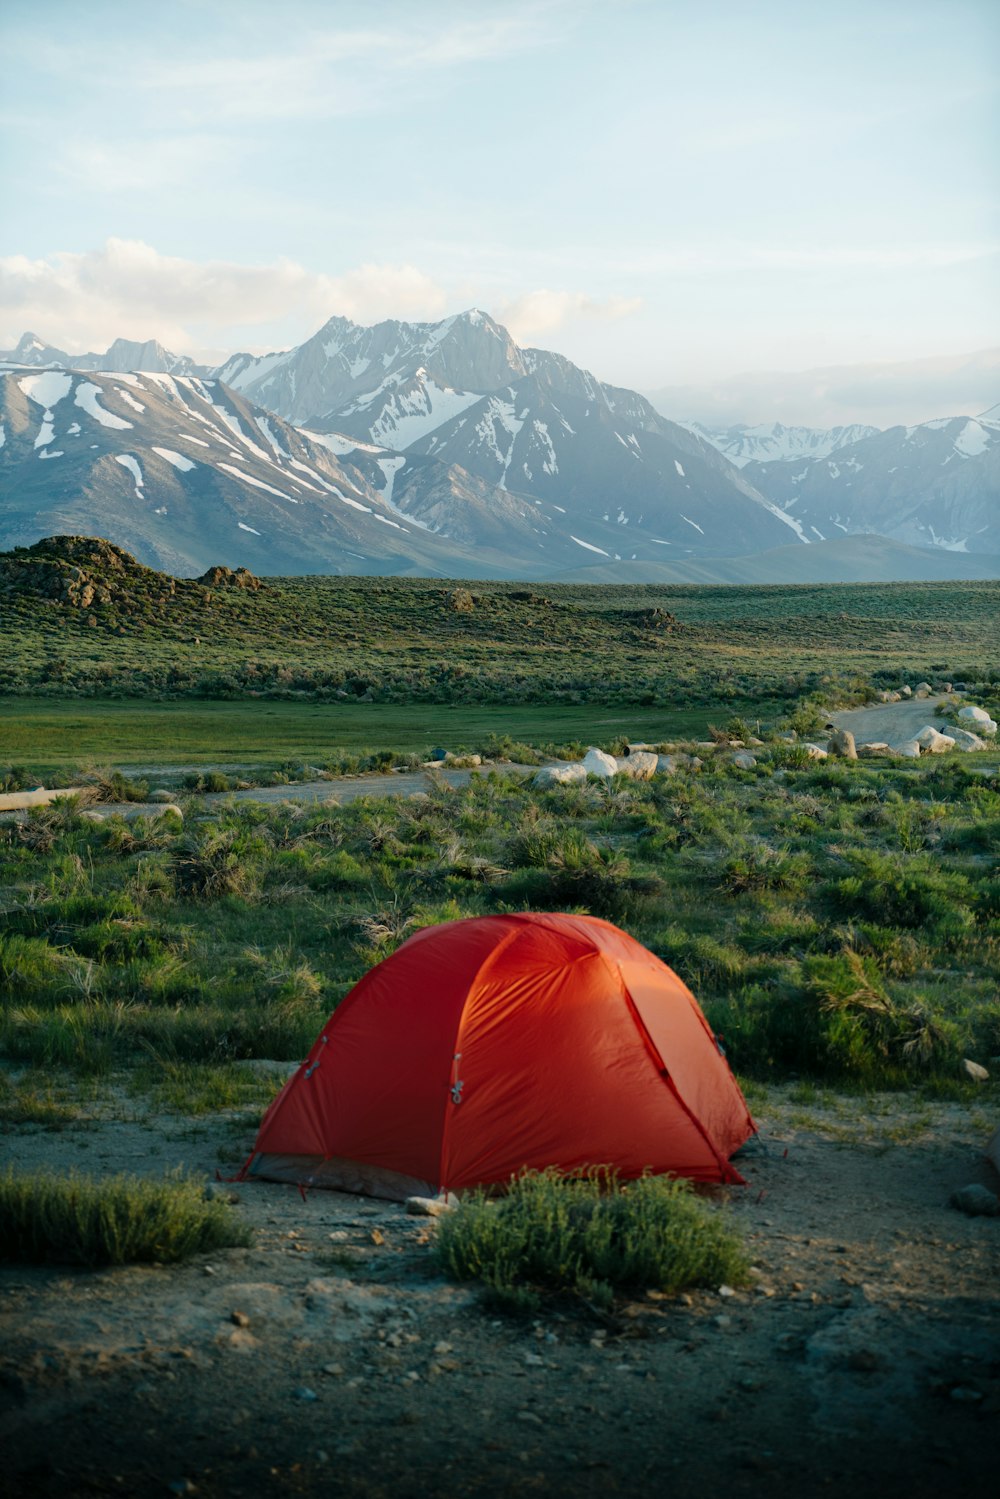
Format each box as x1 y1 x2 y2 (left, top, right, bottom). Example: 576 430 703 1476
1 0 997 406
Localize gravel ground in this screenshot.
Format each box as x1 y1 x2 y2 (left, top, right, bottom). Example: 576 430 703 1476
1 1081 997 1499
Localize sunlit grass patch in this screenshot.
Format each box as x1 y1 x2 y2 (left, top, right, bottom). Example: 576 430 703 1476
0 1167 252 1266
436 1168 749 1313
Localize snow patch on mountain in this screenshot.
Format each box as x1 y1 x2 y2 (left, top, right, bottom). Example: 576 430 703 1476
152 447 196 472
115 454 144 497
75 382 133 430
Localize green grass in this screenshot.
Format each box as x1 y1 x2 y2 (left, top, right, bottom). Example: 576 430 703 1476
1 752 997 1091
3 539 998 726
436 1169 749 1312
0 697 744 774
0 1167 252 1265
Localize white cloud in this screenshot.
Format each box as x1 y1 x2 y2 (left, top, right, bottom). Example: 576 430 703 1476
0 240 452 355
496 289 642 343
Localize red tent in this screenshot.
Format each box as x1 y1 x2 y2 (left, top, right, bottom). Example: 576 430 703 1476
245 912 754 1199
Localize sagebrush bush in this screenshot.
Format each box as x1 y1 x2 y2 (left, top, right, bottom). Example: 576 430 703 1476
0 1167 252 1265
436 1169 749 1312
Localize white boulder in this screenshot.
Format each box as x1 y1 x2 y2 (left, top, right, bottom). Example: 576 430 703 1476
731 751 757 770
619 750 658 781
803 743 828 760
533 763 587 789
583 747 618 779
893 739 921 759
948 727 988 752
914 726 955 754
656 754 681 775
958 705 998 736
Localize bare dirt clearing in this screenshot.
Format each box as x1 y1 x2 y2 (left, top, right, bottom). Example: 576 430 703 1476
830 697 964 746
2 1082 997 1499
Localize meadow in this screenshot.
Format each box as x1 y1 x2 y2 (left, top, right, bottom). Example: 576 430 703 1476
2 537 998 714
2 747 998 1130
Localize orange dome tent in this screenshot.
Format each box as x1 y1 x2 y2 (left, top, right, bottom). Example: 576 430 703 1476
245 913 755 1199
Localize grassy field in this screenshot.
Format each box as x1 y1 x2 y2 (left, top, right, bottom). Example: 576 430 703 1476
0 697 773 773
1 750 997 1107
2 537 998 712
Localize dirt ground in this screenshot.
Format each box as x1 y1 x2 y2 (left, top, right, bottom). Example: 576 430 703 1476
829 696 968 747
2 1079 997 1499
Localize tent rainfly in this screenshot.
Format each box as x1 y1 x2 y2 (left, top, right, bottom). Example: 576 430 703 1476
244 912 755 1200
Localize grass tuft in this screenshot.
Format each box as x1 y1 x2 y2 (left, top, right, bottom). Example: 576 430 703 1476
436 1168 748 1313
0 1166 252 1266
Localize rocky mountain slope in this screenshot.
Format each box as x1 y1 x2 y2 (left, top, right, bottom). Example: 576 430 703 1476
0 367 567 576
689 420 879 467
213 309 802 559
1 331 204 377
738 415 1000 554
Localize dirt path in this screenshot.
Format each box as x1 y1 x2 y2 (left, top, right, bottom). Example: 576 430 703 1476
1 1084 997 1499
829 697 960 746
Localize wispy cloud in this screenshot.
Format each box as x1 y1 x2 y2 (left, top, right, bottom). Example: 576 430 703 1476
0 240 452 354
498 289 642 343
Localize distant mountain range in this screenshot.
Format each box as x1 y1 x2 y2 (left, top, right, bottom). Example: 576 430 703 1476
691 414 1000 555
1 316 997 578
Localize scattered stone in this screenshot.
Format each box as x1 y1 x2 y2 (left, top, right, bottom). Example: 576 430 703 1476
322 1363 345 1377
619 750 658 780
957 704 998 735
914 726 955 754
582 747 618 779
892 739 921 759
154 804 184 821
717 1285 736 1298
532 763 587 789
828 728 857 760
148 788 174 803
948 727 988 752
900 685 912 697
230 1310 250 1328
730 750 756 770
295 1387 319 1402
803 743 828 760
857 742 891 757
405 1195 455 1217
914 682 933 698
949 1185 998 1217
950 1386 984 1403
656 754 681 775
961 1058 989 1083
517 1411 543 1425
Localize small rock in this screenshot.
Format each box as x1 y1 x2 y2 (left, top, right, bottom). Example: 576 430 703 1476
950 1386 983 1403
828 728 857 760
405 1195 456 1217
803 743 828 760
322 1363 344 1377
949 1184 998 1217
731 751 757 770
619 750 658 781
892 739 921 760
961 1058 989 1083
148 789 175 803
230 1310 250 1328
295 1386 319 1402
517 1411 543 1425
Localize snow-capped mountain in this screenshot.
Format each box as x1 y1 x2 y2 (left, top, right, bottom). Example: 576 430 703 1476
740 415 1000 553
213 310 801 559
0 367 572 576
3 312 804 566
689 420 879 468
0 331 205 378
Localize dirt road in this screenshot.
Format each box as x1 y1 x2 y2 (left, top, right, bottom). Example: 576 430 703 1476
830 697 963 746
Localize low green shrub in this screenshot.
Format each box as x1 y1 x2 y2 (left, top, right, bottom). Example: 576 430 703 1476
436 1168 748 1313
0 1167 251 1265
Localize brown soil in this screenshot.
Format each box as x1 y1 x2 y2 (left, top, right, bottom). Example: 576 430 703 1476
1 1082 997 1499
